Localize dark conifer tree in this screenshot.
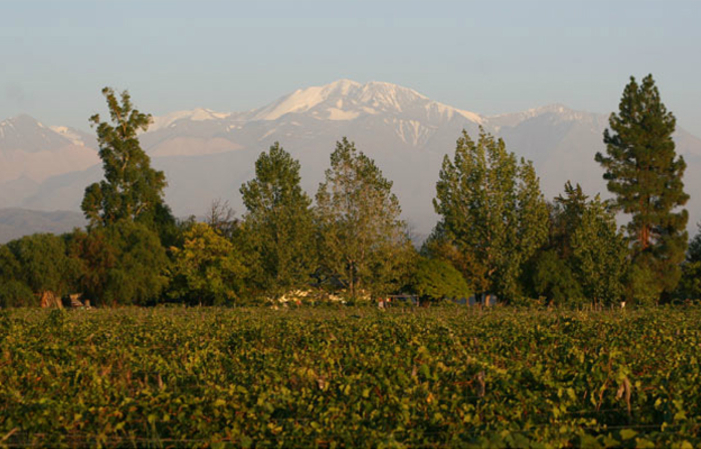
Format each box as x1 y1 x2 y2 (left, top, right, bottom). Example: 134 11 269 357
595 74 688 301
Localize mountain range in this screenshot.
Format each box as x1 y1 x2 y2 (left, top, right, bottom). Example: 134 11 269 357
1 79 700 242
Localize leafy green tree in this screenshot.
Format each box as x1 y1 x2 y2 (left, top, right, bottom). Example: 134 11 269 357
0 245 21 282
527 183 627 307
531 249 584 306
570 196 629 308
316 138 414 299
596 74 688 301
527 182 589 305
421 224 490 296
82 87 169 230
240 143 316 298
678 225 701 300
169 222 247 305
69 221 168 306
0 245 34 307
433 129 549 301
410 256 471 302
3 234 81 301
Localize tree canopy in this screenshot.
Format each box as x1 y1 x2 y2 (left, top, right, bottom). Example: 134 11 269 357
433 129 549 301
4 234 80 299
69 221 169 306
316 138 414 299
169 222 247 306
82 87 168 229
240 143 316 298
410 256 471 302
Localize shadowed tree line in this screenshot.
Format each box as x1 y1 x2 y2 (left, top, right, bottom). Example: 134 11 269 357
1 75 698 308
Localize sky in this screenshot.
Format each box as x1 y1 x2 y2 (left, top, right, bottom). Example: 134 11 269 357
2 0 701 136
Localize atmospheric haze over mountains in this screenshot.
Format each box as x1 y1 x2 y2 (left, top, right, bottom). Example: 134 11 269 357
1 79 701 242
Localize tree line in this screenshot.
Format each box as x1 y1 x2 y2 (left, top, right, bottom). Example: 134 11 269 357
1 76 699 308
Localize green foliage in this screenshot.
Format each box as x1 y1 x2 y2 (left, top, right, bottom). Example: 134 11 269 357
1 307 701 447
678 225 701 300
528 184 627 308
531 249 584 305
421 224 490 295
687 225 701 264
169 222 247 305
433 129 549 301
0 279 34 308
240 143 316 298
553 181 589 259
678 261 701 301
626 261 664 306
0 244 21 281
410 256 471 301
82 87 168 229
596 74 689 299
73 88 174 305
315 138 414 298
570 196 629 307
69 221 169 305
3 234 80 298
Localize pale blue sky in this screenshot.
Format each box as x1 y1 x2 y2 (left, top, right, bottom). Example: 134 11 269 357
2 0 700 135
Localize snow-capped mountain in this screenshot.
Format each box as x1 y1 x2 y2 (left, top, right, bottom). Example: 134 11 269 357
244 79 483 124
2 79 701 240
0 115 98 184
1 115 79 153
149 108 236 133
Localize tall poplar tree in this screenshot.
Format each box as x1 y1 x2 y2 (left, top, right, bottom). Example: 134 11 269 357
82 87 168 228
316 138 413 299
595 75 688 301
433 129 549 302
240 143 316 298
77 87 172 305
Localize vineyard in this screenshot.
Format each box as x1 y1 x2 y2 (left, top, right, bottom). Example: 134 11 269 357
1 306 700 448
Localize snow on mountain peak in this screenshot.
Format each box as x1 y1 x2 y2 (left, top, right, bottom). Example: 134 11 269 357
150 108 232 132
248 79 483 124
247 80 361 121
49 126 86 147
486 103 603 129
0 115 60 142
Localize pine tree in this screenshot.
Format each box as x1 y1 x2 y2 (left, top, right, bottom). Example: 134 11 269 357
239 143 316 298
553 181 589 259
433 129 549 301
595 75 689 301
316 138 413 299
82 87 168 228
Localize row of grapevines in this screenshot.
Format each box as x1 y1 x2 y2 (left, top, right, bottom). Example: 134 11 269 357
0 305 699 447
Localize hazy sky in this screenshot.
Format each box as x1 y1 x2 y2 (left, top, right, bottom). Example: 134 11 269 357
2 0 700 136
